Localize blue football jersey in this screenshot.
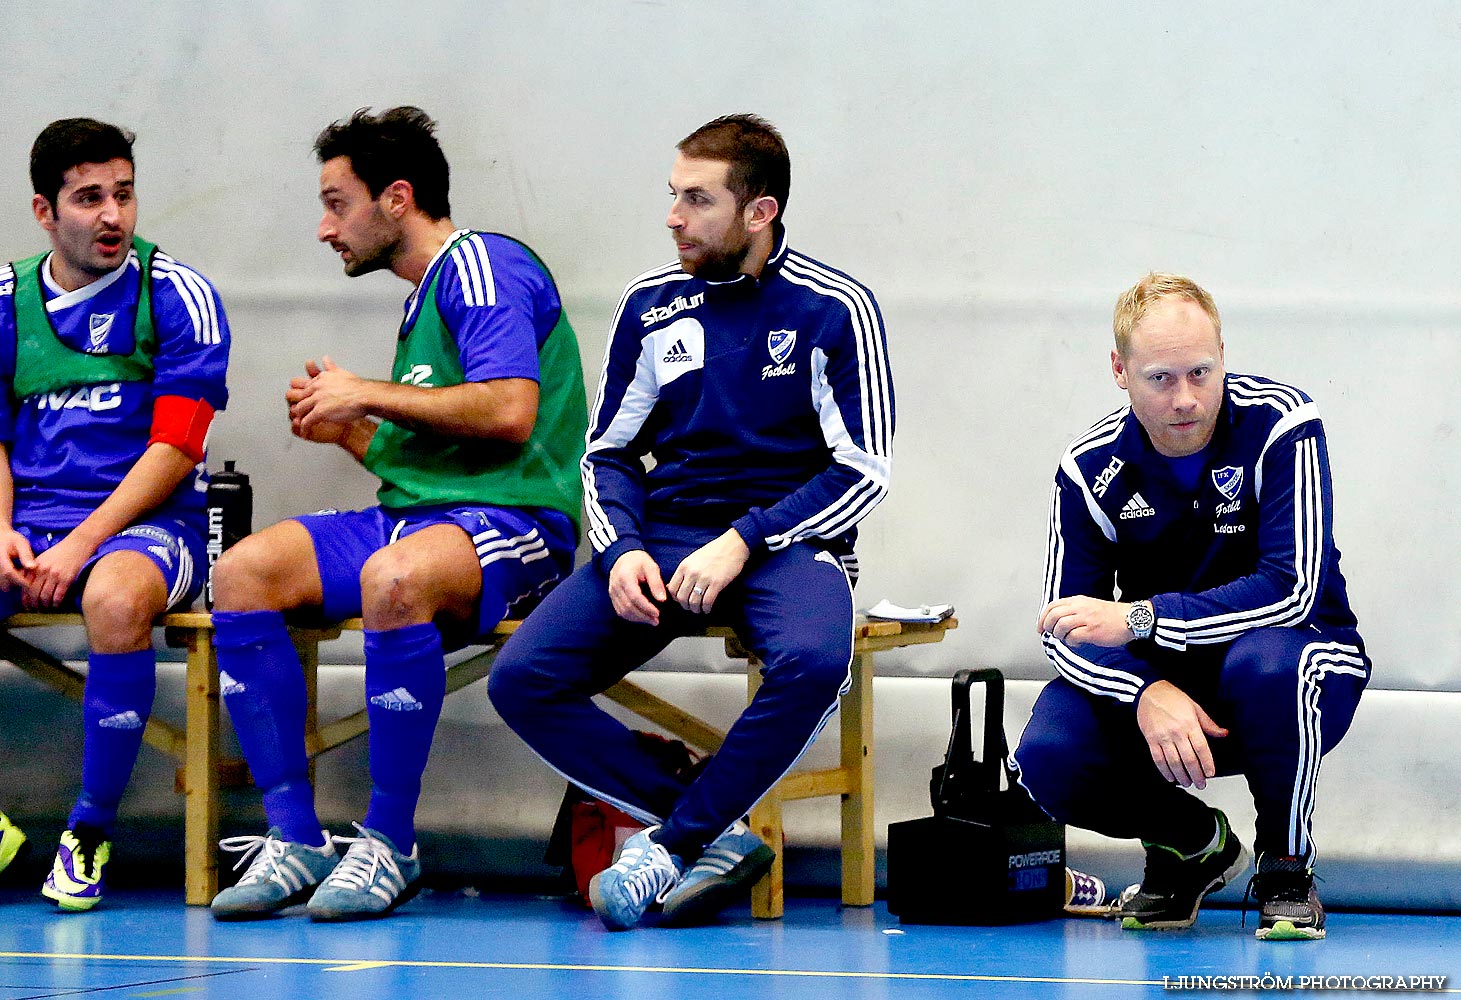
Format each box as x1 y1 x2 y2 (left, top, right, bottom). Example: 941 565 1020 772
0 247 230 532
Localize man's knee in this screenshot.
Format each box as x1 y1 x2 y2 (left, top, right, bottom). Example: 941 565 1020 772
766 642 851 701
1221 629 1301 695
360 530 478 627
213 526 317 612
360 546 436 621
211 540 263 607
485 655 519 718
82 556 165 651
1011 724 1072 817
1010 683 1107 819
486 641 553 727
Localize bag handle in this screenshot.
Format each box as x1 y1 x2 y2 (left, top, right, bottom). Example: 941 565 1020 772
957 668 1008 771
937 668 1010 802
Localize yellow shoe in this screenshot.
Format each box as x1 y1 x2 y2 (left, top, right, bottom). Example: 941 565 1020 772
41 828 110 911
0 812 27 876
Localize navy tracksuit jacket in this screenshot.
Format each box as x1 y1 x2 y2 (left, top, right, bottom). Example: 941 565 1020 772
491 228 895 859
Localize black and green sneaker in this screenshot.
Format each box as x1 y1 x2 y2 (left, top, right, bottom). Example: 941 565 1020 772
1118 810 1250 931
1247 853 1325 941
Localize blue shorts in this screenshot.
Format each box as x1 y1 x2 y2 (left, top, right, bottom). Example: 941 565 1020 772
1 517 205 615
293 503 577 644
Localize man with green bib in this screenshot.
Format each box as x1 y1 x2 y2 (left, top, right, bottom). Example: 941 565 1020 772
208 107 587 922
2 118 231 911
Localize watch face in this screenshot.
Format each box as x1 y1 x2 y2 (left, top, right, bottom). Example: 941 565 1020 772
1127 604 1155 638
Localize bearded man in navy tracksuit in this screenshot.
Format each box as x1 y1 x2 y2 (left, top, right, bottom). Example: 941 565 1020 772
490 114 894 931
1016 273 1367 942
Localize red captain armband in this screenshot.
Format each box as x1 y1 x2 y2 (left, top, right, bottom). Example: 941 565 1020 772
149 395 216 463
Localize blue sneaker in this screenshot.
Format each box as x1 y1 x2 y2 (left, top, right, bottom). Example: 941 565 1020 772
660 820 775 926
211 828 339 920
0 812 27 876
41 827 110 911
305 825 420 922
588 826 684 931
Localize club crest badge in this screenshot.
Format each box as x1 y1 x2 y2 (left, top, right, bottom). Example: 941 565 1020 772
1211 466 1244 501
767 329 796 365
87 312 115 353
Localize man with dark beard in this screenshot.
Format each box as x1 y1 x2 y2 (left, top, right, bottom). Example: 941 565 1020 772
207 107 586 922
490 114 895 931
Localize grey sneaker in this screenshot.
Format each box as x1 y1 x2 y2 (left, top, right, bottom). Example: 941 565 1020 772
305 824 420 922
660 820 775 926
212 828 339 920
1248 853 1326 941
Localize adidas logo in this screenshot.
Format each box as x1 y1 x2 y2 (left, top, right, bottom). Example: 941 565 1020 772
99 710 143 730
662 339 693 363
219 671 246 696
1119 493 1157 520
369 687 424 712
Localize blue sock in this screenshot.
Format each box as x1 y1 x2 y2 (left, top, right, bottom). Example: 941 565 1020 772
214 610 324 847
71 649 157 834
361 623 445 853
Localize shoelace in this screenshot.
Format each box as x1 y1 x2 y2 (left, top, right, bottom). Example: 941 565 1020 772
324 824 403 891
1240 860 1318 928
218 833 292 886
610 842 680 907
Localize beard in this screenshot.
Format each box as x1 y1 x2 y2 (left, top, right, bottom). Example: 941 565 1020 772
680 230 751 281
344 253 389 277
342 235 398 277
340 206 402 277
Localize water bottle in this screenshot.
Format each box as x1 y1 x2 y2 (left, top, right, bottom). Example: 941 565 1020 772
205 461 252 609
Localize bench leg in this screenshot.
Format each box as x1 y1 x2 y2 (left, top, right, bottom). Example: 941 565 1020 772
182 631 220 905
749 795 784 919
745 656 786 919
292 632 321 780
840 650 875 907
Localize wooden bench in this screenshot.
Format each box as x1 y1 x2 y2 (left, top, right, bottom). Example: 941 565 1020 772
0 611 955 916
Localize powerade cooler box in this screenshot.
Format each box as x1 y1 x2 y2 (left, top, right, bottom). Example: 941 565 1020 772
886 668 1066 924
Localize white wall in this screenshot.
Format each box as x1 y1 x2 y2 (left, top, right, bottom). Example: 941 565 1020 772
3 2 1451 688
1 2 1458 896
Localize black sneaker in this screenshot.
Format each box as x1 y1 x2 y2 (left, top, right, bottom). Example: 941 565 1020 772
1119 810 1250 930
1247 853 1325 941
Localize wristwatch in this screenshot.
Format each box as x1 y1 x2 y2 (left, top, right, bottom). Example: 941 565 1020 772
1125 600 1155 641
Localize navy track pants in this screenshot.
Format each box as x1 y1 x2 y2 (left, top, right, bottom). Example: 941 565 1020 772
1014 626 1368 863
488 525 855 861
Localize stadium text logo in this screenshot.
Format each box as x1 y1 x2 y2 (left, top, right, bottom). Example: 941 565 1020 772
641 292 704 327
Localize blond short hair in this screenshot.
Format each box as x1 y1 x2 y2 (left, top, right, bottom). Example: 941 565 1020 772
1113 273 1221 357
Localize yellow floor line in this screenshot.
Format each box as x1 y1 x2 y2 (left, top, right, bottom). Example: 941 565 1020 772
0 951 1160 986
325 961 397 972
11 951 1450 992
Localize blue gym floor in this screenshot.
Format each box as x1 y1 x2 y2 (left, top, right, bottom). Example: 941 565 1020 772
0 890 1457 999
